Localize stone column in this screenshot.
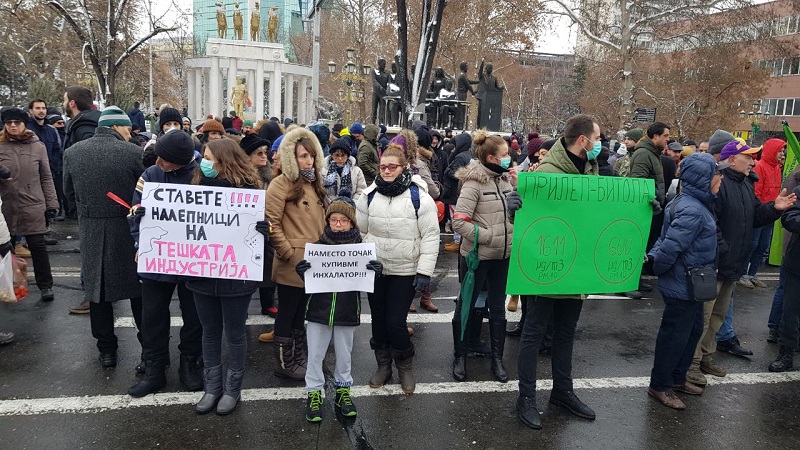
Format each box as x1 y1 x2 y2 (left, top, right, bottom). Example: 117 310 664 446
194 69 203 119
187 68 196 121
298 76 308 124
203 69 211 119
270 61 283 119
256 59 265 120
226 57 238 115
284 73 295 122
209 57 220 118
247 69 255 119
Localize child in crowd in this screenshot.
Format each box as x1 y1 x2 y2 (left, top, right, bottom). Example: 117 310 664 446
295 193 383 422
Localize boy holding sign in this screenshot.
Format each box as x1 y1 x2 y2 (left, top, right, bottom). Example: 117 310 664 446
295 194 383 422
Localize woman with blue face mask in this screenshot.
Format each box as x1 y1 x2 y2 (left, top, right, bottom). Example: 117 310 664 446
451 131 522 384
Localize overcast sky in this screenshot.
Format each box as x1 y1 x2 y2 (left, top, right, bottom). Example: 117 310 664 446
154 0 575 55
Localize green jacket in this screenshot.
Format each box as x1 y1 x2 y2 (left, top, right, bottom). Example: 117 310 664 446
535 137 599 175
357 124 380 185
629 137 665 205
533 137 597 299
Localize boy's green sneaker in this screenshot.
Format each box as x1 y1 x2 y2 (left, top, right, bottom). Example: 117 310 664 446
306 390 323 422
335 387 357 417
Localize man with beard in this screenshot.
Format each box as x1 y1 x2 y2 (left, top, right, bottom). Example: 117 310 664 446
28 99 63 237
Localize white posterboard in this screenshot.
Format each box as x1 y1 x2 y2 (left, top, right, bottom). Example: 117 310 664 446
303 243 377 293
136 182 265 281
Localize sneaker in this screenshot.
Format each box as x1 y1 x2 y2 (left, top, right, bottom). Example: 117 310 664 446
258 331 274 343
444 241 460 252
68 299 90 315
264 306 278 318
0 331 14 345
750 277 768 288
335 387 357 417
69 300 89 314
768 327 780 343
699 359 727 377
13 243 31 258
737 275 754 289
624 290 643 299
305 390 323 422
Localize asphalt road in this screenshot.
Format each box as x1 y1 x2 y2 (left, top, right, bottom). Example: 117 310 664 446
0 220 798 450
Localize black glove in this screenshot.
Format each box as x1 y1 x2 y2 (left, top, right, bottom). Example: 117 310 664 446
366 260 383 276
45 209 58 220
412 274 431 292
650 199 663 216
506 191 522 218
255 220 270 239
295 260 311 279
129 205 146 223
0 165 11 180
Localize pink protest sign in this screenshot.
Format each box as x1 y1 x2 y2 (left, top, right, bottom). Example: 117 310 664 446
136 183 265 281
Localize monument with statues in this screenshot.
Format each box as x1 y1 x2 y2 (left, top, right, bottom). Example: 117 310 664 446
187 0 311 123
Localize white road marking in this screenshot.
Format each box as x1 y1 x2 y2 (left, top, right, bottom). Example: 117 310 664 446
2 371 798 417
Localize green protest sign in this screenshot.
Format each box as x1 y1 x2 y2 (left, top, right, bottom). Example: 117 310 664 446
506 173 655 295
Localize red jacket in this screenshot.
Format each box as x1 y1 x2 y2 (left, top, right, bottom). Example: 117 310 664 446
754 138 786 203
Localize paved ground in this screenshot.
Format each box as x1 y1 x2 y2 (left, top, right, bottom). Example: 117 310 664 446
0 220 798 449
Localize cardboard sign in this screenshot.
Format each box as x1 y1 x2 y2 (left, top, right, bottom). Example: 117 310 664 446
137 183 265 281
506 173 655 295
303 243 377 294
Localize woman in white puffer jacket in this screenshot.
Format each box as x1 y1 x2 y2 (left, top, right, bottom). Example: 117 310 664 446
356 140 439 396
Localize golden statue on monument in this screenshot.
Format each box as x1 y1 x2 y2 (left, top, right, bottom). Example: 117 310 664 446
267 6 279 43
250 1 261 41
230 76 249 119
216 2 227 39
233 3 243 40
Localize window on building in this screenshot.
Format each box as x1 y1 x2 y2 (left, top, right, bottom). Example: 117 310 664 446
774 59 783 77
790 16 800 34
768 99 778 115
786 99 795 116
778 99 786 115
794 99 800 116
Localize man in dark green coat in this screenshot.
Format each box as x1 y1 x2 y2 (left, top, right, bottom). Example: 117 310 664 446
629 122 670 207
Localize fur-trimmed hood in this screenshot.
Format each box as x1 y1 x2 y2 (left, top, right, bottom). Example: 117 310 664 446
417 145 434 162
454 159 509 184
278 127 325 181
0 129 37 144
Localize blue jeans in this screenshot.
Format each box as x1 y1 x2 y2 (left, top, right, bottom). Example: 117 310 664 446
650 297 704 391
743 226 773 277
769 267 785 329
193 292 251 370
716 292 736 342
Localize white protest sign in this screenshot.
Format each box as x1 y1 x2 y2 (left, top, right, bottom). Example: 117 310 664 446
137 182 265 281
303 243 377 294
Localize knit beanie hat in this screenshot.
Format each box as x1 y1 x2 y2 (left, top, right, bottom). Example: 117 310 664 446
46 114 64 125
155 129 195 165
97 106 132 128
330 137 352 156
202 119 225 134
1 107 27 124
243 120 254 128
541 139 557 151
259 120 283 143
414 126 432 149
158 107 182 131
240 133 271 155
332 123 344 136
325 192 357 226
389 134 408 154
350 122 365 135
526 132 544 156
708 129 735 155
271 134 284 153
624 128 644 142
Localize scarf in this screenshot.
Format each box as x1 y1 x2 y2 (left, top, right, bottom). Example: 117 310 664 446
375 170 412 197
300 168 316 182
323 159 352 199
484 162 509 175
318 226 362 245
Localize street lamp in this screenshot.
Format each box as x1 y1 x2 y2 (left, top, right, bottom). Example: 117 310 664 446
739 100 770 145
328 48 371 123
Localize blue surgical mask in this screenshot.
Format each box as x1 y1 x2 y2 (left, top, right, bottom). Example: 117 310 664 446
200 158 218 178
587 140 602 161
499 156 512 169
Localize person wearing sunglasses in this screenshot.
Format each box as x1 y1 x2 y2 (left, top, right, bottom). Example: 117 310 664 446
356 135 440 395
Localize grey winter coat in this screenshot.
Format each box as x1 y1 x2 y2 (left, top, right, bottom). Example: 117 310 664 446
64 127 144 303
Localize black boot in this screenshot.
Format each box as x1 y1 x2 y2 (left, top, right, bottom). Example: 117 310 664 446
128 360 166 398
489 320 509 383
465 308 490 356
452 320 467 382
507 322 523 337
179 354 204 391
517 395 542 430
135 353 145 375
274 335 305 380
216 368 244 415
292 328 308 370
769 346 794 372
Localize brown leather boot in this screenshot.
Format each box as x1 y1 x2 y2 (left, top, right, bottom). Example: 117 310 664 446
420 288 438 313
392 346 416 394
368 339 393 388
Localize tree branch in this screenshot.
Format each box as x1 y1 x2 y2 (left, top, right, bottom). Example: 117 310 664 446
545 0 622 51
114 25 178 68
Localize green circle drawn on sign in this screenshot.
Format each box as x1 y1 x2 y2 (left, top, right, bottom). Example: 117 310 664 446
517 216 578 285
593 218 644 285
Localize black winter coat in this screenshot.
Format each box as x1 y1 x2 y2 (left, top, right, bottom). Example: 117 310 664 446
304 239 362 327
781 186 800 276
184 175 261 298
440 133 474 204
63 110 100 150
715 167 781 281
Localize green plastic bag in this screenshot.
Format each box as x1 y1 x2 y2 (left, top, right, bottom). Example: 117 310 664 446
458 224 480 341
